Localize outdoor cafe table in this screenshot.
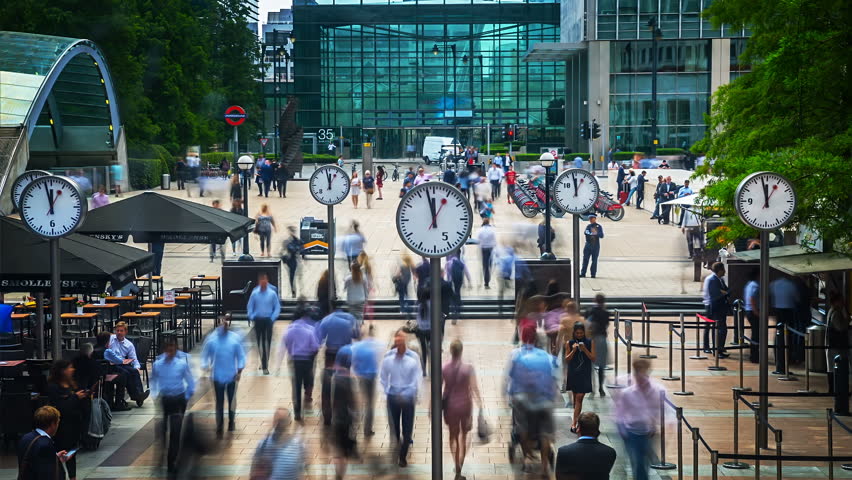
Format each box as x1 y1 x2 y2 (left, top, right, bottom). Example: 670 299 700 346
60 312 99 347
190 275 221 321
82 303 120 331
135 275 164 298
174 287 203 344
156 294 195 348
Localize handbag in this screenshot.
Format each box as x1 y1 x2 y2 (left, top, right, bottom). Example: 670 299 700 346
477 409 491 444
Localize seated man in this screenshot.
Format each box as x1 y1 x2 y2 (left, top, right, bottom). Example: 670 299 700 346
106 322 149 407
93 331 128 410
555 411 616 480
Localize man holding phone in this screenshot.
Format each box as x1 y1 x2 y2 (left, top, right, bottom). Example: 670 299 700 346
152 338 195 473
17 406 70 480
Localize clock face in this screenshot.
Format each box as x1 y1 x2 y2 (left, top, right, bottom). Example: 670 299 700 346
309 165 350 205
735 172 796 230
11 170 52 210
19 175 87 238
553 168 600 214
396 182 473 258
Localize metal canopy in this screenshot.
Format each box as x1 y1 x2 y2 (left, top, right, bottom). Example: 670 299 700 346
731 244 852 275
523 42 586 62
731 244 807 261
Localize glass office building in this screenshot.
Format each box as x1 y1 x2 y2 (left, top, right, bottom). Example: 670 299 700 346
292 0 563 158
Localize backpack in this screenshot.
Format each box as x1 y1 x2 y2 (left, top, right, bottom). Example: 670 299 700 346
256 216 272 234
450 257 465 283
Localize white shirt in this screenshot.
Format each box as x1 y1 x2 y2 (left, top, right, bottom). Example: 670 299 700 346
628 175 638 188
35 428 51 439
487 167 504 181
477 225 497 249
186 156 200 168
475 181 492 201
681 209 700 228
380 350 421 399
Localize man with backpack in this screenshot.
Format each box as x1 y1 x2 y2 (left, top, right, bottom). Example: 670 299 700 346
445 252 471 324
281 226 301 298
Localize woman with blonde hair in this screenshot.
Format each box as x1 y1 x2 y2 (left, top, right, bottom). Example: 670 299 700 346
254 203 277 257
350 171 361 208
442 339 482 480
344 262 369 328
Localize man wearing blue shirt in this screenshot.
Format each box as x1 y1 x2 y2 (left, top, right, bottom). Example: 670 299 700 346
152 338 195 472
248 273 280 375
380 329 421 467
580 214 605 278
351 325 383 436
282 303 320 422
202 322 246 437
315 308 358 426
108 322 149 406
743 270 760 363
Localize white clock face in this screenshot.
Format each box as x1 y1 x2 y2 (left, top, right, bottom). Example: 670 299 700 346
553 168 600 214
735 172 796 230
396 182 473 258
11 170 52 210
309 165 350 205
19 175 87 238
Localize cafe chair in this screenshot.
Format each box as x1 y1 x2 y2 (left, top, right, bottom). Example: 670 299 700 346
130 336 153 388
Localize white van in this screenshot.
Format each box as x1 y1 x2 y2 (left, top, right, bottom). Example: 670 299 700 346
422 136 460 164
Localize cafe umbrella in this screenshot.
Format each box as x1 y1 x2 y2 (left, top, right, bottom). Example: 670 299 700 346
0 216 155 357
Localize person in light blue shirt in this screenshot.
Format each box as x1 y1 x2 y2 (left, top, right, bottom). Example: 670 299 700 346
248 273 280 374
315 308 358 426
743 270 760 363
677 179 694 197
152 338 195 472
380 329 421 467
573 156 584 169
108 322 149 406
351 325 383 436
202 322 246 437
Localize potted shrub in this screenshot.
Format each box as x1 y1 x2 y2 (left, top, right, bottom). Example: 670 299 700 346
98 292 108 305
75 300 86 315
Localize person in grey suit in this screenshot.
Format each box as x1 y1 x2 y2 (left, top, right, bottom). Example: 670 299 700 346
555 412 617 480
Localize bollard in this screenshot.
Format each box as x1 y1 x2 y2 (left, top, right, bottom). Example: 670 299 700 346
775 430 783 480
651 390 676 469
711 450 719 480
773 323 786 375
778 325 796 381
828 409 834 480
690 315 707 360
641 306 657 359
674 314 694 396
834 355 850 415
797 334 815 393
707 318 727 371
754 409 761 480
723 390 749 469
607 310 626 389
692 427 700 480
677 407 684 480
663 324 680 381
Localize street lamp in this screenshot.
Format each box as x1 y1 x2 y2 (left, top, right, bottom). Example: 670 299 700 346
539 152 556 260
648 18 663 159
237 155 255 261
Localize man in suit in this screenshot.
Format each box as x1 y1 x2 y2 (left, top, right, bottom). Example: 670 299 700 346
703 262 730 357
555 412 617 480
18 406 68 480
658 177 677 224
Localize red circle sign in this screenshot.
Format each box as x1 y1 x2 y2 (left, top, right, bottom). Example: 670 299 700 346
224 105 247 126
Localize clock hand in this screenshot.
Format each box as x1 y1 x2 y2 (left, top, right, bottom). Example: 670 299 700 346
44 184 55 215
425 189 437 228
766 184 779 204
572 175 578 196
326 172 332 189
761 178 769 208
428 198 448 230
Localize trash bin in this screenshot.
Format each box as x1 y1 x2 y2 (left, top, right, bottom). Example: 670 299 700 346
161 174 171 190
808 324 827 373
300 217 330 256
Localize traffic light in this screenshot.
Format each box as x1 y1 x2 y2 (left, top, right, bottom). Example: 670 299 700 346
507 126 515 141
501 123 509 141
580 121 590 140
591 120 601 139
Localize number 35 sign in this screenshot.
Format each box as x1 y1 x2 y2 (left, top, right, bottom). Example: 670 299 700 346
317 129 335 141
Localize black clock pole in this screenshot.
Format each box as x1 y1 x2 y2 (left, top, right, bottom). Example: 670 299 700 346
327 205 336 313
758 229 769 448
573 214 581 308
35 293 45 358
430 257 443 480
50 238 62 360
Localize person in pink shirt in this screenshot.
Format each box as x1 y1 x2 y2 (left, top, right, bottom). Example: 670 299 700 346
413 167 430 185
91 185 110 209
612 359 666 480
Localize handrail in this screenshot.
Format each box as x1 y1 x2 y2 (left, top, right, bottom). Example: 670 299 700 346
0 127 26 215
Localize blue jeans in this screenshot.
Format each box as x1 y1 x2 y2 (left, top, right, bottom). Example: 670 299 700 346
622 430 652 480
626 186 638 204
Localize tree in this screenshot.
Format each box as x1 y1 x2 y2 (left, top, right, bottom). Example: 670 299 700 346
693 0 852 251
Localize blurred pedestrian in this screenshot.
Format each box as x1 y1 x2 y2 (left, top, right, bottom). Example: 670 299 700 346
352 325 382 437
445 252 470 324
281 226 301 297
46 360 87 480
826 291 849 393
152 338 195 473
363 170 376 209
345 262 369 328
176 157 187 190
624 170 638 206
376 165 386 200
393 255 415 314
281 300 319 422
565 322 595 432
229 174 242 203
415 286 433 376
579 214 604 278
209 200 226 263
316 306 359 426
350 172 361 208
91 185 109 209
254 204 277 257
250 408 305 480
476 219 497 289
585 294 610 396
275 162 289 198
357 252 374 292
202 321 246 438
110 163 124 197
537 221 556 256
487 163 504 199
555 412 617 480
743 270 760 363
459 170 470 202
255 156 265 194
229 199 243 255
342 221 365 265
332 347 357 479
613 359 666 480
317 270 332 318
443 339 482 480
248 272 280 374
636 170 647 209
380 329 421 467
558 301 582 391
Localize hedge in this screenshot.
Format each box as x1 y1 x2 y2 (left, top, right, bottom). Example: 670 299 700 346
128 158 164 190
656 148 686 156
514 153 591 163
303 154 338 163
200 152 234 166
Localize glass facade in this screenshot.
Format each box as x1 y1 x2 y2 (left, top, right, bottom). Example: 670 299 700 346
292 2 564 158
609 40 710 150
596 0 748 41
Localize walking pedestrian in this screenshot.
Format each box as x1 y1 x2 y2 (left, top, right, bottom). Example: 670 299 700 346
176 157 187 191
651 175 665 219
376 166 386 200
255 156 265 195
350 172 361 208
17 406 69 480
151 338 195 473
342 221 366 266
415 286 433 377
209 199 226 263
616 163 626 194
702 262 729 357
505 165 518 204
316 307 359 426
281 301 319 422
555 412 617 480
281 227 301 298
363 170 375 209
635 170 647 209
743 270 760 364
317 270 332 319
442 339 483 480
250 408 305 480
229 174 242 203
344 262 369 328
352 325 382 437
487 163 504 199
275 162 289 198
255 204 278 257
585 294 610 396
248 272 281 374
458 170 470 202
445 252 471 323
393 255 415 314
91 185 109 209
380 329 421 467
613 359 665 480
579 214 604 278
658 176 676 224
537 221 556 256
261 159 275 198
46 360 87 480
565 322 595 432
229 198 243 255
825 291 850 393
476 218 497 289
331 347 357 479
201 321 246 438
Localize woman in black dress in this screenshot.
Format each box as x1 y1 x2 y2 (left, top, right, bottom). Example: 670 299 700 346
47 359 90 480
564 322 595 434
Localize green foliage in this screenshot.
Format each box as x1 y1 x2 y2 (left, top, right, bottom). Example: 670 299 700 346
613 151 643 161
514 153 590 162
656 148 686 156
201 152 235 166
127 158 164 190
0 0 263 152
695 0 852 251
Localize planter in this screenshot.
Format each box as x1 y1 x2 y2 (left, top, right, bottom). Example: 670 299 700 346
98 298 106 305
76 307 84 315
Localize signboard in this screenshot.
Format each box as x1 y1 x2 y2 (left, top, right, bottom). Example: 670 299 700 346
259 138 269 147
224 105 247 126
163 289 176 305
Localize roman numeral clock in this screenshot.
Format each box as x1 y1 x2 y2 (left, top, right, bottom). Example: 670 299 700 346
734 172 797 231
396 182 472 257
19 175 87 238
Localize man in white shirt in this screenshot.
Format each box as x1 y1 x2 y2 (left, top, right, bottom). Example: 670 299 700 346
680 207 703 259
380 329 421 467
487 163 505 200
476 218 497 289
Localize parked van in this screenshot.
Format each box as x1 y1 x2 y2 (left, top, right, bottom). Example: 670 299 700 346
422 136 460 164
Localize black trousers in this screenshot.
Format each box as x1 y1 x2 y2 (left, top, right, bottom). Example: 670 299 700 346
416 329 431 375
284 257 298 295
481 247 493 287
115 364 144 400
387 394 415 462
322 350 338 425
703 310 728 354
160 394 187 471
254 317 273 370
359 376 376 435
262 180 271 197
745 311 760 362
636 190 644 209
213 381 236 430
278 179 288 197
292 358 315 419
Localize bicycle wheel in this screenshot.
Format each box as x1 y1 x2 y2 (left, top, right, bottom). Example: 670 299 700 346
607 207 625 221
521 205 539 218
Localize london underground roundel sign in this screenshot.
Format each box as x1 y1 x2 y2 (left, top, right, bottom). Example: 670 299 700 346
224 105 247 126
